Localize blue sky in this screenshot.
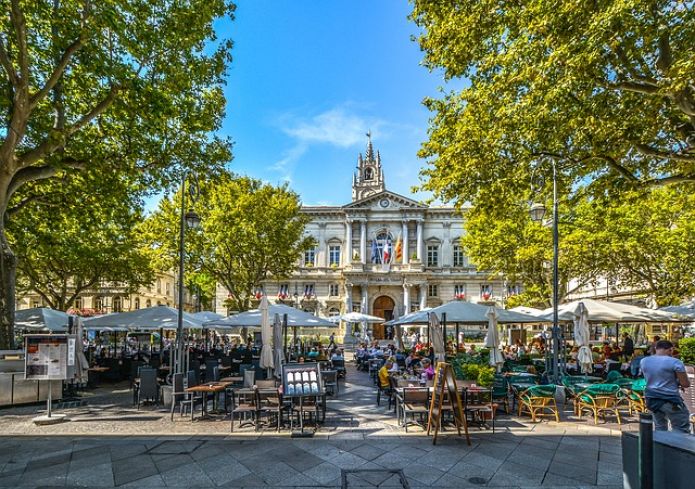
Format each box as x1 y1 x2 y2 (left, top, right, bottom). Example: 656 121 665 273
215 0 452 206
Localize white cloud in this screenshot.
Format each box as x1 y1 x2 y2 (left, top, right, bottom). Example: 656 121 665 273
281 107 384 148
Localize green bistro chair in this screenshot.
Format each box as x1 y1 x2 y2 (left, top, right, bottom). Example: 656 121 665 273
509 379 538 413
605 370 624 383
577 383 624 425
518 385 560 423
492 374 510 413
626 378 647 415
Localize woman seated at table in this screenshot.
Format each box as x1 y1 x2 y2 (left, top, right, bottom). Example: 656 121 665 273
420 358 435 382
405 351 421 369
378 360 394 388
628 349 645 377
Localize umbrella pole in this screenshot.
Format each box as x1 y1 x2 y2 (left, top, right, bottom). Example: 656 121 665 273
442 313 447 353
455 323 460 350
283 314 288 361
159 328 163 353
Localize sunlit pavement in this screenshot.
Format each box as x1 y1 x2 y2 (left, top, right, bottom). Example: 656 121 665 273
0 356 625 488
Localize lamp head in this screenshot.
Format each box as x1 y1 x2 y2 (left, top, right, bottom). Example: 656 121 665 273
529 202 547 223
185 210 201 229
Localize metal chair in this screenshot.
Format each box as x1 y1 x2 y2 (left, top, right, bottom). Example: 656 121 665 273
243 368 256 388
257 388 282 432
230 387 258 432
170 372 196 420
492 374 510 413
331 358 346 378
137 368 159 410
322 370 338 396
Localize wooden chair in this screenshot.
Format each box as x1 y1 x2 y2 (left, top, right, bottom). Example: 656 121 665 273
401 387 429 432
230 387 257 432
576 383 624 425
518 384 560 423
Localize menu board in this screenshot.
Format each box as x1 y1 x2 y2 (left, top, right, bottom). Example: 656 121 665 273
282 362 323 397
25 335 69 380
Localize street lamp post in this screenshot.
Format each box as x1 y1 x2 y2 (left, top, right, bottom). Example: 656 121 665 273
530 157 560 383
175 172 200 375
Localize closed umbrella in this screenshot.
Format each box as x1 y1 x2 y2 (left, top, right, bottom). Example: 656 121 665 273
272 313 284 379
485 307 504 368
429 313 446 363
573 302 593 374
259 296 274 375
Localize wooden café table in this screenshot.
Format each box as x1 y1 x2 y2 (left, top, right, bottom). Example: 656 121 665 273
186 381 233 419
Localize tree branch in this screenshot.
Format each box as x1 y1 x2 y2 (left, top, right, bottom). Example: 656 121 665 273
19 84 121 167
605 80 661 95
635 143 695 162
0 36 18 86
9 0 29 82
29 37 84 109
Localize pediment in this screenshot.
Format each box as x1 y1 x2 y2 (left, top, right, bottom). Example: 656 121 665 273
343 191 427 211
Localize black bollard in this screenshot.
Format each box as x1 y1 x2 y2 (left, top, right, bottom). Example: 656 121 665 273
638 412 653 489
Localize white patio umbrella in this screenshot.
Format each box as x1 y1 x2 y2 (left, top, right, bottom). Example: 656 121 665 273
259 296 274 375
82 306 204 330
339 311 384 323
191 311 224 322
509 306 544 317
15 307 72 332
660 301 695 319
573 302 593 374
205 304 336 328
272 313 284 379
485 307 504 368
429 312 446 363
538 299 682 323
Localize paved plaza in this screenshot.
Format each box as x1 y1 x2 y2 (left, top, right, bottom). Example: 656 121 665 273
0 359 628 488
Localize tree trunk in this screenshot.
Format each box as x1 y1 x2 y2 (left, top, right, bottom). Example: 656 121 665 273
0 226 17 349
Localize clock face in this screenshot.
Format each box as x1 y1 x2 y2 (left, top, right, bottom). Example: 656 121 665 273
379 198 390 208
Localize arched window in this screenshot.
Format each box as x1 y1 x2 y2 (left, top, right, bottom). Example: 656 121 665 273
94 296 103 312
364 167 373 180
146 299 152 308
113 296 122 312
134 297 140 310
74 297 83 310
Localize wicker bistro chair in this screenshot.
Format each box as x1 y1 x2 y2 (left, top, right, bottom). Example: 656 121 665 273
401 387 430 432
561 375 602 413
509 380 537 413
518 384 560 423
576 383 624 425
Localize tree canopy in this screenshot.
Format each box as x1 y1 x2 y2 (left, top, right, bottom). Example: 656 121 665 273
144 173 315 313
8 171 154 311
0 0 234 347
411 0 695 205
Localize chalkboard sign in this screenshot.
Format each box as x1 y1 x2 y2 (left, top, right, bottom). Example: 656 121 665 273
427 362 470 445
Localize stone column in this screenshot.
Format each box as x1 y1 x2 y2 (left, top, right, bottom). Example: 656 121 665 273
416 220 423 261
403 284 410 314
318 222 327 267
441 221 452 267
419 283 427 310
344 219 353 265
360 220 367 264
343 282 353 344
402 220 409 264
361 285 369 314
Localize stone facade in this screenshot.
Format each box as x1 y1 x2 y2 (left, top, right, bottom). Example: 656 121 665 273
215 138 512 339
17 271 197 315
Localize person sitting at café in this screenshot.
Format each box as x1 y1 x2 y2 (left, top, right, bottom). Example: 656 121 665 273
388 356 400 373
405 351 421 369
629 349 645 377
317 348 328 361
330 348 344 361
306 347 319 360
378 360 394 389
420 358 435 382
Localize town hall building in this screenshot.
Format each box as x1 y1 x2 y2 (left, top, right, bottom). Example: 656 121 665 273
216 137 511 339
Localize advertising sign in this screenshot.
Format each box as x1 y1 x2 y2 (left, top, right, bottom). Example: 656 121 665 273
25 335 69 380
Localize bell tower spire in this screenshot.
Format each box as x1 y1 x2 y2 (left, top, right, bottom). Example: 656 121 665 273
352 131 385 201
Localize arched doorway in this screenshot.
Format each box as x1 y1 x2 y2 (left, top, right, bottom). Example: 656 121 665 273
372 295 395 339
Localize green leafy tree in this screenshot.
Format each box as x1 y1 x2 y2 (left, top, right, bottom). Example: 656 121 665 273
410 1 695 204
144 173 315 314
8 171 154 310
0 0 234 347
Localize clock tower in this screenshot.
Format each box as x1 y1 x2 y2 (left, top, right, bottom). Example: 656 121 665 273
352 131 385 201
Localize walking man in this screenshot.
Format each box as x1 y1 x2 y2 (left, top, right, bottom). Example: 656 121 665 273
328 332 336 349
640 340 691 433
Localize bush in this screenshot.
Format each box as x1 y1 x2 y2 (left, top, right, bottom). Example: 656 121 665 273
476 366 496 387
679 337 695 365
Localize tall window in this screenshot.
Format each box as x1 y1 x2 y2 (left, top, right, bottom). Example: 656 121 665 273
329 284 340 296
277 284 290 299
480 284 492 299
303 284 315 298
371 232 393 264
156 279 162 294
113 296 122 312
134 297 140 310
165 281 171 296
453 245 467 267
507 284 521 297
454 284 466 299
428 284 438 297
95 296 104 311
146 299 152 308
426 245 439 267
304 248 316 266
364 167 373 180
329 245 341 266
74 297 83 310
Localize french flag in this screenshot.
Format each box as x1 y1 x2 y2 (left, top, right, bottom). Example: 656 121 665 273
383 239 391 263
